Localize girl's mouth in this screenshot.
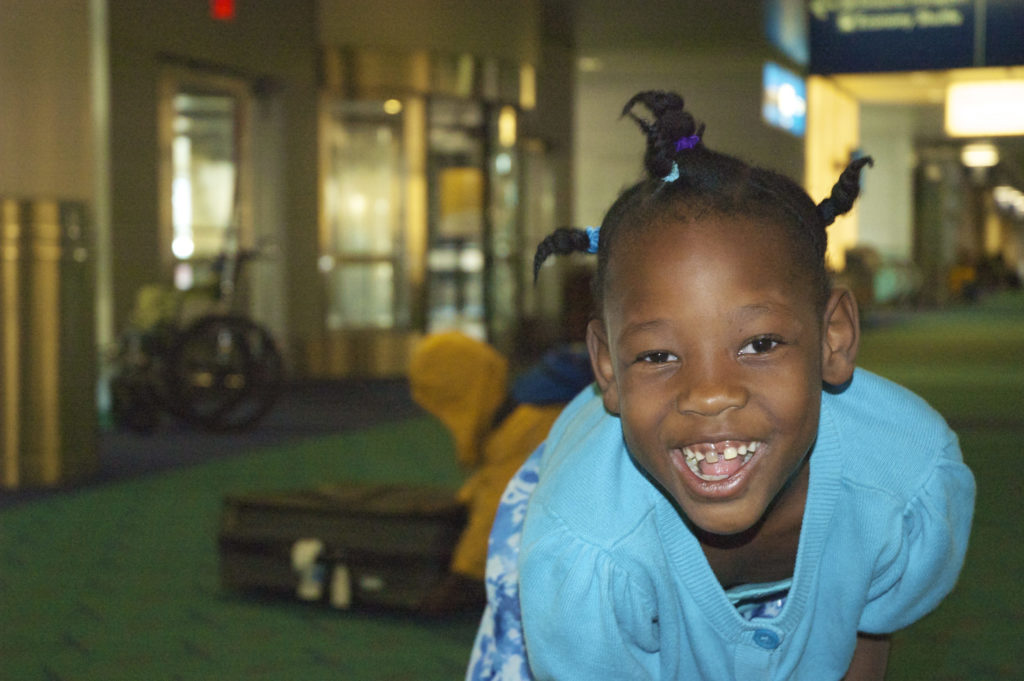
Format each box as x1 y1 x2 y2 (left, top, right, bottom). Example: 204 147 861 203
675 440 761 482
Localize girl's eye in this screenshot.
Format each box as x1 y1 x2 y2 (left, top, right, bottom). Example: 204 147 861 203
739 336 782 355
636 351 677 364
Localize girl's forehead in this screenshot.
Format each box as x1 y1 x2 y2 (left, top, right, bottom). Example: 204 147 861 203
606 215 815 308
622 213 798 266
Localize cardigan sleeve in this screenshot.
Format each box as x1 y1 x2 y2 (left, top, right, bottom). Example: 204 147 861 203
519 511 660 680
858 436 976 633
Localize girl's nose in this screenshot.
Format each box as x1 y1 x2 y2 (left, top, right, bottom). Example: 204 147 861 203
674 362 748 417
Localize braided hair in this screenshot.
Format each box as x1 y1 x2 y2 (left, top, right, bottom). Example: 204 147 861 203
534 90 873 313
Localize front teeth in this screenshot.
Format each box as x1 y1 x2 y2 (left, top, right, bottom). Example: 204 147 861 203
680 441 760 481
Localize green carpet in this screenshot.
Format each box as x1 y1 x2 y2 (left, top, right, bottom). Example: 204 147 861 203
0 418 479 681
854 293 1024 681
2 292 1022 680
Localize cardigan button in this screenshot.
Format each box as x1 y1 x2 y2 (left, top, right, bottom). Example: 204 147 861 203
753 629 781 649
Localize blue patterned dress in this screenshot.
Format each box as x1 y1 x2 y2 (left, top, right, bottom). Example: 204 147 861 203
465 445 542 681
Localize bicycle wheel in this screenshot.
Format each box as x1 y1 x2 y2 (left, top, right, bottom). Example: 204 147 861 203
163 315 284 431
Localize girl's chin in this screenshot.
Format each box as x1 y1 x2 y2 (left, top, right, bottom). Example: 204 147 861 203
685 508 764 537
671 490 769 537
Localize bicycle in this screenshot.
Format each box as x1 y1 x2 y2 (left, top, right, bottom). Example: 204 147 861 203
109 237 285 433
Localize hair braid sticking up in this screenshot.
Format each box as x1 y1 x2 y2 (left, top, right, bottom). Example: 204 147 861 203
622 90 705 180
533 227 591 282
817 156 874 226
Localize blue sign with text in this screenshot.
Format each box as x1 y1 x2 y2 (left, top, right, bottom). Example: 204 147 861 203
809 0 1023 74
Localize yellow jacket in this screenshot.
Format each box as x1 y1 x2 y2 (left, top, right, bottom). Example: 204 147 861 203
409 332 563 580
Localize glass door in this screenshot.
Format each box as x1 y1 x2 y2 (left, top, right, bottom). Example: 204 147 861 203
321 99 407 330
159 71 252 297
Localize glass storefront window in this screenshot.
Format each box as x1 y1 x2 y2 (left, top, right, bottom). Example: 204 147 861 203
322 100 406 329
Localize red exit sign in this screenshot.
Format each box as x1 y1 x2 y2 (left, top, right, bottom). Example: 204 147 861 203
210 0 235 21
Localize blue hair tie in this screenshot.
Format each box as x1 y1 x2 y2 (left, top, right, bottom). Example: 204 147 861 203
585 226 600 253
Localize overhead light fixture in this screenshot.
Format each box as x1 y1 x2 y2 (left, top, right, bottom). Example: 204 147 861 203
946 81 1024 136
961 142 999 168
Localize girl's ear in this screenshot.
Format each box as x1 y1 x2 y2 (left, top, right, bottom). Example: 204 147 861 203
586 318 621 414
821 287 860 387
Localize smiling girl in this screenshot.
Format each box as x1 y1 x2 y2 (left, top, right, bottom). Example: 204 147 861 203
476 91 975 681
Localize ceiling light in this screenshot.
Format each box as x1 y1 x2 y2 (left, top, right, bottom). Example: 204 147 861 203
993 185 1018 206
946 81 1024 136
961 142 999 168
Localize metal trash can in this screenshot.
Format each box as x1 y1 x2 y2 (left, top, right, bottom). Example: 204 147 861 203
1 198 97 489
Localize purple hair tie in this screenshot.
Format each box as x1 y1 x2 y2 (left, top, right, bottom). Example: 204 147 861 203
662 135 700 182
585 226 600 254
674 135 701 152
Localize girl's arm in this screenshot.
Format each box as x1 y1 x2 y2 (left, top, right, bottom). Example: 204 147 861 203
842 633 890 681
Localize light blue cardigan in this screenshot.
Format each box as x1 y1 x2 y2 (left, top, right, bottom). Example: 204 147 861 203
519 369 975 680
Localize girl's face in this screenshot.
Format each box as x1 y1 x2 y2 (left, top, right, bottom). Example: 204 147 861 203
587 214 857 536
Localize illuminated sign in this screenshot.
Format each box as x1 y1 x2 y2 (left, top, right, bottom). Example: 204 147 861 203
809 0 1024 74
210 0 235 21
946 81 1024 137
762 62 807 137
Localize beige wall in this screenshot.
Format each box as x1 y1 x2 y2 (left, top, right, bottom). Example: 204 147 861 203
0 0 94 200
